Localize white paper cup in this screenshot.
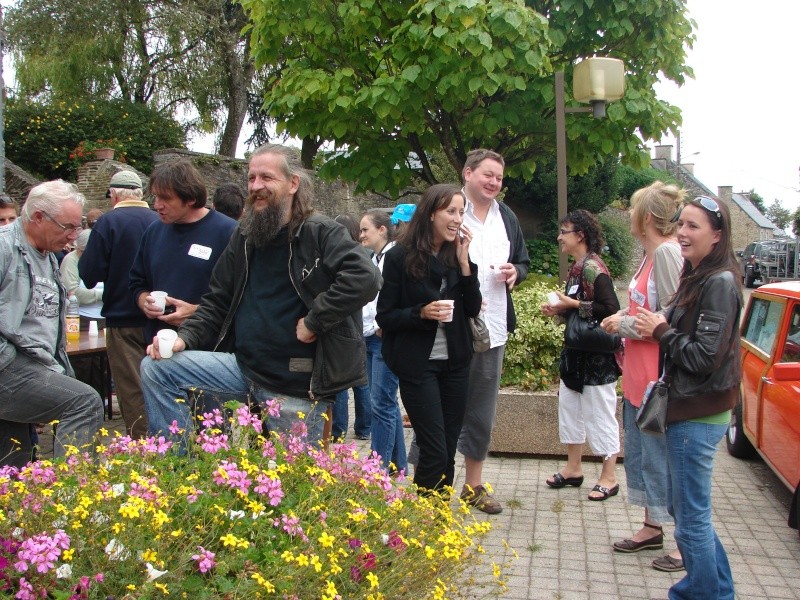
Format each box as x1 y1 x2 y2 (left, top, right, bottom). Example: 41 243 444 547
150 291 168 313
494 269 507 283
157 329 178 358
547 291 561 305
440 299 455 322
88 321 99 337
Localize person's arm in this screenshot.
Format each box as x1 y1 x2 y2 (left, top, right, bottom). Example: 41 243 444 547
499 205 530 289
301 224 382 335
60 253 101 305
376 249 438 333
652 242 683 312
78 226 110 289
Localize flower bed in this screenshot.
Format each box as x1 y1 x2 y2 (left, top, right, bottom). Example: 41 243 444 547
0 403 504 599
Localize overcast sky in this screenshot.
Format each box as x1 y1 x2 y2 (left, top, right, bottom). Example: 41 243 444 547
654 0 800 214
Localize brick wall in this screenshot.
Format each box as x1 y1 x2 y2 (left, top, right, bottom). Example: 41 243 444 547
3 159 41 207
76 160 150 212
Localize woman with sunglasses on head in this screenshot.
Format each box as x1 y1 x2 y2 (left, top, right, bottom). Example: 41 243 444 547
541 209 622 501
601 182 685 572
377 184 481 496
635 196 741 600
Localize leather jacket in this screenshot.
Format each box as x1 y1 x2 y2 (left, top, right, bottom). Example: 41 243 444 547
653 270 742 422
178 215 382 399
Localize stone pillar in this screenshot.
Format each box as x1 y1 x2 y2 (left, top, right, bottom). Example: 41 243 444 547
717 186 733 203
682 163 695 175
654 145 673 161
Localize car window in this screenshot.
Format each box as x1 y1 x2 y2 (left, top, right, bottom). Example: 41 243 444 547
780 304 800 363
743 297 784 354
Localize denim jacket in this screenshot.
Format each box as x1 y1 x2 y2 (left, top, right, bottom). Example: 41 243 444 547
0 221 73 376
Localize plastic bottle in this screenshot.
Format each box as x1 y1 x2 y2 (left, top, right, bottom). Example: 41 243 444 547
66 294 80 342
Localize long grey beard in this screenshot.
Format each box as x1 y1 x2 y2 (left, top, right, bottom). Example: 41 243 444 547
240 202 288 247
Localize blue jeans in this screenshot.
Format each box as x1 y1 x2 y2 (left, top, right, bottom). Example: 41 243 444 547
623 398 671 523
366 335 406 473
140 351 327 449
332 382 371 440
666 420 734 600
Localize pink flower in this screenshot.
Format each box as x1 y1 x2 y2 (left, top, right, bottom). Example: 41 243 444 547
264 398 281 418
168 420 182 435
191 546 217 573
254 473 284 506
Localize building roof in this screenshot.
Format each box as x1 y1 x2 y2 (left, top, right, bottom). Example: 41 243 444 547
730 192 782 233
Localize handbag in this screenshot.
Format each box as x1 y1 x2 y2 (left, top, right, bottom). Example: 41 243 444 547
563 310 621 353
636 378 669 434
469 314 491 353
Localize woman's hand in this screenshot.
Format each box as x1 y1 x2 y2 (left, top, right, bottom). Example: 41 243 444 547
634 307 667 338
456 224 473 274
422 300 454 321
601 312 623 334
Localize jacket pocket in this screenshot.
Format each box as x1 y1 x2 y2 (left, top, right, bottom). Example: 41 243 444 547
313 323 367 396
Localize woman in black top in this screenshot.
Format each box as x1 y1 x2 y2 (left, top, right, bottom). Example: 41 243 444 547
377 184 482 494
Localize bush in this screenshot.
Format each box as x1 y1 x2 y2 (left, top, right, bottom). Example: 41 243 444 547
502 279 564 391
0 403 507 599
4 99 186 180
598 211 635 281
525 238 559 278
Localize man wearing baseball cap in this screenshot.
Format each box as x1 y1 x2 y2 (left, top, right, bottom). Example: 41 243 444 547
79 170 159 438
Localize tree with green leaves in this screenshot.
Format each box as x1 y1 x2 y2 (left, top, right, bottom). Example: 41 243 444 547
746 189 767 215
240 0 694 196
4 0 255 156
766 199 792 230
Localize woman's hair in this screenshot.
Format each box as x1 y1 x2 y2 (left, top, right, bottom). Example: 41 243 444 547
630 181 685 237
334 213 359 242
675 196 742 308
560 209 603 255
398 183 462 280
362 209 395 242
75 228 92 252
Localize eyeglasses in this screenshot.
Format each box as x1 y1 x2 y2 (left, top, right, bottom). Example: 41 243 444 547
694 196 721 219
41 211 83 234
559 228 579 235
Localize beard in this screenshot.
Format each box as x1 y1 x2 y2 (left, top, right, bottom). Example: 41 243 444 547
240 190 289 247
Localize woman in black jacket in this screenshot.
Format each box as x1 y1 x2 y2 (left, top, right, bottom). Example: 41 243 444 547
377 184 482 494
635 196 741 600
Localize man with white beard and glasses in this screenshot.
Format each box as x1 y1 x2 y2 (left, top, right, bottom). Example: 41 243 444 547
140 144 381 447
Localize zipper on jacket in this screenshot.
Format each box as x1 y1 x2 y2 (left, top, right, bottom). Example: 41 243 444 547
287 241 318 402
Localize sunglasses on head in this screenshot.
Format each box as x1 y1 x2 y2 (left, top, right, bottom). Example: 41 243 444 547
671 196 722 223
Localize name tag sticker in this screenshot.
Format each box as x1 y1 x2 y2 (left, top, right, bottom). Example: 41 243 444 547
188 244 212 260
568 284 579 296
631 289 646 307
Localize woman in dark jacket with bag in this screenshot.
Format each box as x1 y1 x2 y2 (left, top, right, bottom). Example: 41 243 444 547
635 196 741 600
377 184 482 495
541 209 622 501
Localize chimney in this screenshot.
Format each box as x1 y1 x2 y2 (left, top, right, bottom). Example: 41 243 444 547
717 186 733 203
654 145 673 161
682 163 695 175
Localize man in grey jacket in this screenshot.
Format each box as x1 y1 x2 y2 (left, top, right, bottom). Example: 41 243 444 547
0 181 104 464
140 144 381 447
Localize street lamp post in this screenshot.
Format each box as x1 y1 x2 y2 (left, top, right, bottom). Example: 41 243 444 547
555 58 625 282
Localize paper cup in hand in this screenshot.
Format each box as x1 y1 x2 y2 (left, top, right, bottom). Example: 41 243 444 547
151 291 168 313
494 268 507 283
546 291 561 306
157 329 178 358
440 299 455 322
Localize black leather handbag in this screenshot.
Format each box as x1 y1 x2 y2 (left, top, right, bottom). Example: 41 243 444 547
637 379 669 434
563 310 621 353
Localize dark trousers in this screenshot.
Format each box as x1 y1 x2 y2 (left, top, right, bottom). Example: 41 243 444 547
399 360 469 493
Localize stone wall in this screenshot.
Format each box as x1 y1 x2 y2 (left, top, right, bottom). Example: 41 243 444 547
3 159 41 206
76 160 150 212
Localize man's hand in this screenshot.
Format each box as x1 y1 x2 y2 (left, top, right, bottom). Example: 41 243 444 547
138 291 165 319
157 297 198 326
494 262 518 289
146 335 186 360
296 317 317 343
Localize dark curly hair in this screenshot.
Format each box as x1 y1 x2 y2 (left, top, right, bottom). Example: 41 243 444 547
560 209 604 254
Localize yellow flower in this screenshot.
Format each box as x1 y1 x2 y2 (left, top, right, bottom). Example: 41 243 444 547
142 549 158 562
251 573 275 593
366 572 379 589
126 585 136 591
154 582 170 595
318 531 335 548
296 553 309 566
62 548 75 561
170 529 183 537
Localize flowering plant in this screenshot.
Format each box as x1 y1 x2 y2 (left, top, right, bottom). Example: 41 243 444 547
69 139 128 167
0 402 507 599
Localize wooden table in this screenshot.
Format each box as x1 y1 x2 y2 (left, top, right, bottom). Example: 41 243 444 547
67 330 114 420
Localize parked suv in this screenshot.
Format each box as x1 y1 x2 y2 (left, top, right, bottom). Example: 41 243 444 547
740 240 779 287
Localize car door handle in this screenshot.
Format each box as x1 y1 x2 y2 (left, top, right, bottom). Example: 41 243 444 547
761 376 773 385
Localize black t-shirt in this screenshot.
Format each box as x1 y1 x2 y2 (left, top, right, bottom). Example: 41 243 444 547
235 234 316 397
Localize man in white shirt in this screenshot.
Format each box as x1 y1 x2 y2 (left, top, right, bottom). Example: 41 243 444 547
458 149 530 514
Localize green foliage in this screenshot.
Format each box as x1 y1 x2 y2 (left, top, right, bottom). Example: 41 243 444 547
598 211 635 280
793 207 800 238
746 189 767 215
766 199 792 230
525 239 560 278
4 99 186 179
616 164 680 204
502 280 564 391
241 0 695 196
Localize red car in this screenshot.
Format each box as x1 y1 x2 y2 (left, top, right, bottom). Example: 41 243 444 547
728 281 800 503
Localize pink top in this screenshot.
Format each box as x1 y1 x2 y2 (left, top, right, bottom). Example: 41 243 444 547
622 258 660 407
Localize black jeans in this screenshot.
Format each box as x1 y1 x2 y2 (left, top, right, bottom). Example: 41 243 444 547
399 360 469 492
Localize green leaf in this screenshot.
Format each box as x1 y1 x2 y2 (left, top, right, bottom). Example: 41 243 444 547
401 65 422 82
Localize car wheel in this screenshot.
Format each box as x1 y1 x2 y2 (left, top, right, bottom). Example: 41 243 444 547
726 399 756 458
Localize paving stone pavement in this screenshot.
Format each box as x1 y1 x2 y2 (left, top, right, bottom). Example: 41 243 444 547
37 401 799 600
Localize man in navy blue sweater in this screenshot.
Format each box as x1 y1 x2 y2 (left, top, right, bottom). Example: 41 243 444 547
130 161 236 344
80 170 159 438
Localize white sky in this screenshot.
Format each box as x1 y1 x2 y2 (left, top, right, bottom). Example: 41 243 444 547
654 0 800 213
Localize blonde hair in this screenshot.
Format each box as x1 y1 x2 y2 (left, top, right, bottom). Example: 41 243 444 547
630 181 685 237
